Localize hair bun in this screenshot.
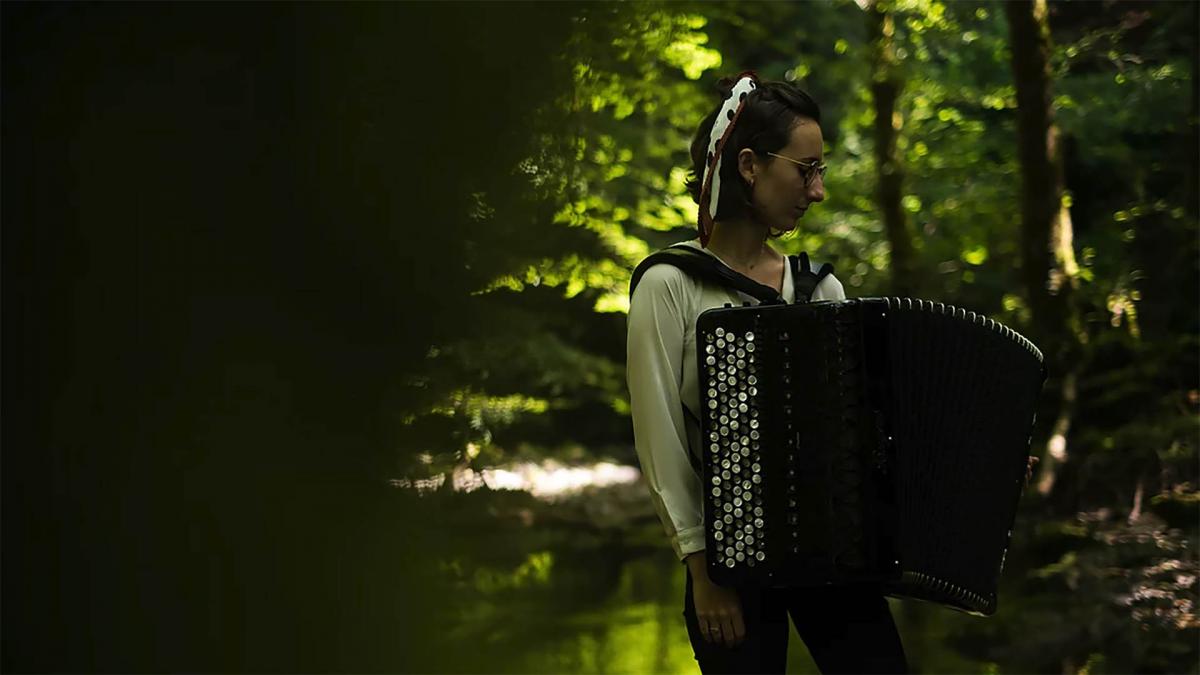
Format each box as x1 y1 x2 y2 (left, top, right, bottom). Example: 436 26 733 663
714 76 737 100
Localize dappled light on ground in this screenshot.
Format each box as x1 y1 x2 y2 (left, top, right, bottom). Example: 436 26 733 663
390 459 642 499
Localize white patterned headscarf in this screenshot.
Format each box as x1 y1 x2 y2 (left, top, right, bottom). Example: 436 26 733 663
697 71 759 248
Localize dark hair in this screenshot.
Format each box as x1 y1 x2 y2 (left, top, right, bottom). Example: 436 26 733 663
685 76 822 227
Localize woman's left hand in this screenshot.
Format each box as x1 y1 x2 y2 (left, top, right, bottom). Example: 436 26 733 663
1025 456 1039 486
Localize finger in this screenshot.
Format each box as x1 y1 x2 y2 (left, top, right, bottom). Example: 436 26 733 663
720 615 738 648
731 607 747 644
702 619 720 644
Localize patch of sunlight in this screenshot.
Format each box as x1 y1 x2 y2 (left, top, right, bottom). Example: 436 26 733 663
982 93 1010 110
1106 288 1141 338
1053 93 1077 111
473 251 643 309
521 563 696 674
663 38 722 81
473 550 555 593
595 291 631 314
639 191 695 232
555 200 652 265
668 166 691 191
389 475 446 493
609 396 631 416
429 391 550 420
390 459 642 499
1033 551 1079 579
1048 431 1068 460
786 64 810 81
475 274 525 294
484 460 641 499
1077 652 1106 674
936 107 962 123
962 244 988 265
593 602 698 675
1151 64 1176 81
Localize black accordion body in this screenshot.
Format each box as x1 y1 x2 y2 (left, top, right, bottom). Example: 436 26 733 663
697 297 1046 615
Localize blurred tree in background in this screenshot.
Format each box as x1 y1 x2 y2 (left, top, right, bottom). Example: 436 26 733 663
4 1 1195 672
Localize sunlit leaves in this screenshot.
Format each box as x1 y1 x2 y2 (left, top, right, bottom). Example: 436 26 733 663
660 26 722 80
414 0 1196 511
468 550 556 594
961 244 988 266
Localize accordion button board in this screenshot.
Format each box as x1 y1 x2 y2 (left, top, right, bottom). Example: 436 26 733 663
696 297 1046 616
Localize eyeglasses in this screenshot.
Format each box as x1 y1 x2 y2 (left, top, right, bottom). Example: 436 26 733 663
767 152 827 187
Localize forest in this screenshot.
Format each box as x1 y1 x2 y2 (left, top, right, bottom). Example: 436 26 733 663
3 1 1196 673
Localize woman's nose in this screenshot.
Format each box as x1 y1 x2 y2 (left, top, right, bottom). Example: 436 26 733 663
807 175 826 203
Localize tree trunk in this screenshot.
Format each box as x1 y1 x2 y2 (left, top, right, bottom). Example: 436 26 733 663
864 0 917 296
1004 0 1084 497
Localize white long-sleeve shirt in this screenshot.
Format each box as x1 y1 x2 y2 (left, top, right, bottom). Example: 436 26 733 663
626 239 847 562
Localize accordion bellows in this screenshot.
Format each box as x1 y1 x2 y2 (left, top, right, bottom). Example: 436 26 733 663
697 297 1046 616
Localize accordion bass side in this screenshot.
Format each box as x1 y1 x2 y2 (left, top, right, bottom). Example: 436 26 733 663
696 297 1046 615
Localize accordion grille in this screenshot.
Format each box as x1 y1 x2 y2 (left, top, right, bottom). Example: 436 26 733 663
883 297 1042 614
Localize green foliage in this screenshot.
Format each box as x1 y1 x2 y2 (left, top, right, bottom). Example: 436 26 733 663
389 1 1197 669
395 3 731 476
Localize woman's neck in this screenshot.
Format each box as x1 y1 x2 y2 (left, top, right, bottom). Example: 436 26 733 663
704 218 776 271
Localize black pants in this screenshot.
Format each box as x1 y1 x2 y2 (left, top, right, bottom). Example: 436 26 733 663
683 568 909 674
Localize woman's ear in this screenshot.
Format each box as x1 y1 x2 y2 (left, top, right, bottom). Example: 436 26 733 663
736 148 757 186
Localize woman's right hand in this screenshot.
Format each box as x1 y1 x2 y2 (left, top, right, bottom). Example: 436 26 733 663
689 559 746 648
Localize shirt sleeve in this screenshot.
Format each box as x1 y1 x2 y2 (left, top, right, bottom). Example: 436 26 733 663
626 264 706 562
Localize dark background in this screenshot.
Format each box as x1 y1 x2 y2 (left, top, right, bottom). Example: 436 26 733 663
4 2 1196 673
4 3 586 670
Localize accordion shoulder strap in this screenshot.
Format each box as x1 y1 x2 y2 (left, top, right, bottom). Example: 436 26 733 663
789 252 835 303
628 245 785 304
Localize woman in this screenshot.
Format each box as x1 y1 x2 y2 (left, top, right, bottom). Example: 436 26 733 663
626 72 910 674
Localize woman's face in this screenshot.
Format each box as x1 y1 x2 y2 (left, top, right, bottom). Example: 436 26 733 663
737 117 826 232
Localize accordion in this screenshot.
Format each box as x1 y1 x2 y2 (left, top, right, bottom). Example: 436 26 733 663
697 297 1046 615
